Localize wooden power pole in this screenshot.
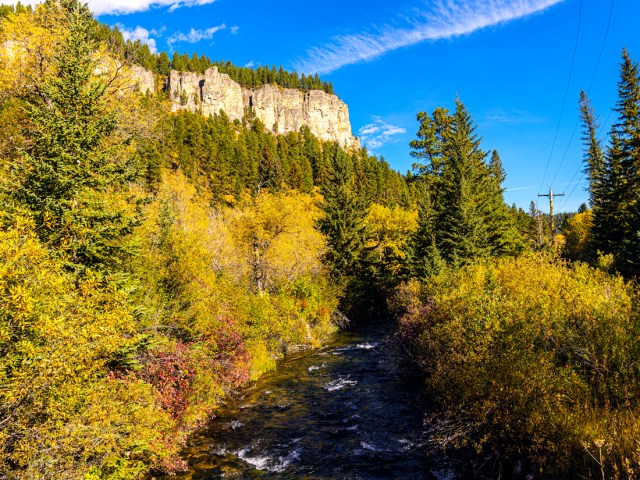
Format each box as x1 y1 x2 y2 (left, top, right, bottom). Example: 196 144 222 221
538 187 565 243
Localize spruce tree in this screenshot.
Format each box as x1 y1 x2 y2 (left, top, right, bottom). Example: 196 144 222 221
318 145 367 278
583 50 640 276
435 100 492 262
156 51 170 76
486 150 524 255
411 182 443 278
579 91 608 258
410 100 519 266
613 50 640 275
6 1 140 272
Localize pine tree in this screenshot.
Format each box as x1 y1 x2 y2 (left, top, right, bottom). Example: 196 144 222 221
318 145 368 278
584 50 640 276
258 143 282 192
156 51 170 76
410 100 520 266
579 91 608 258
411 181 443 278
486 150 524 255
580 92 605 208
613 50 640 275
435 100 493 262
5 1 141 272
171 51 183 71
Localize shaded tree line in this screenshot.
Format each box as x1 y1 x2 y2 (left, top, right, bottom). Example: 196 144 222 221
145 108 412 208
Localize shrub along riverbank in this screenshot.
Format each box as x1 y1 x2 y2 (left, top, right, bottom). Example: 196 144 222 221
394 254 640 478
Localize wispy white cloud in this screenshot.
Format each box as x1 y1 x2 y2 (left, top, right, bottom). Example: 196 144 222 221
230 26 240 35
358 117 407 150
505 185 535 192
167 24 227 47
10 0 218 15
116 24 163 53
484 108 546 125
294 0 564 74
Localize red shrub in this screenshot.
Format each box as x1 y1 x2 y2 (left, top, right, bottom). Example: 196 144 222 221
139 342 196 419
207 317 250 387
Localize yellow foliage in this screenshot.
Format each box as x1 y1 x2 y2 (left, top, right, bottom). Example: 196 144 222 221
0 5 66 101
364 203 418 276
0 216 176 479
227 190 326 292
134 170 236 335
397 254 639 475
132 170 338 424
563 209 594 262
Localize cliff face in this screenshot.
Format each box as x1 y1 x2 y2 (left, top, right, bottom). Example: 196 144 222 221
167 67 360 149
93 59 155 95
129 64 155 95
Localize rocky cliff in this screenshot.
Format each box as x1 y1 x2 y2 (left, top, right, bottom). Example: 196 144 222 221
2 35 358 148
167 67 360 150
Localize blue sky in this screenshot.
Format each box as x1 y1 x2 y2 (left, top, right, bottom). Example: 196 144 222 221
17 0 640 211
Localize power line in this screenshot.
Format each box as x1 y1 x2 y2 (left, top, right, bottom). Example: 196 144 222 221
538 0 584 195
558 105 616 211
549 121 579 188
548 0 614 190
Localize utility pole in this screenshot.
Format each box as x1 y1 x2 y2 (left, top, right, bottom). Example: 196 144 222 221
538 187 565 244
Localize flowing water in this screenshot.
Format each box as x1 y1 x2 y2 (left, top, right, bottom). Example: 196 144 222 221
173 320 458 479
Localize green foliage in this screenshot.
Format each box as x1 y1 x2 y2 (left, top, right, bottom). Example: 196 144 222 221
150 109 409 207
409 100 524 269
319 145 368 278
3 3 141 273
0 216 178 479
395 255 640 477
212 60 335 94
582 50 640 278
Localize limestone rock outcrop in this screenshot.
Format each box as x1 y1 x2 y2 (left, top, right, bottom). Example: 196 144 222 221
168 67 360 149
94 59 155 96
129 64 155 95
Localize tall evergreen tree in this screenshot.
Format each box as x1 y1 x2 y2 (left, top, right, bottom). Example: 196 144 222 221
410 100 519 266
579 91 608 258
613 50 640 275
411 181 443 278
156 51 170 76
318 145 368 278
435 100 493 262
5 1 140 272
583 50 640 276
486 150 524 255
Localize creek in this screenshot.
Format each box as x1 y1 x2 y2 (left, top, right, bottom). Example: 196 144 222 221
172 320 458 479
